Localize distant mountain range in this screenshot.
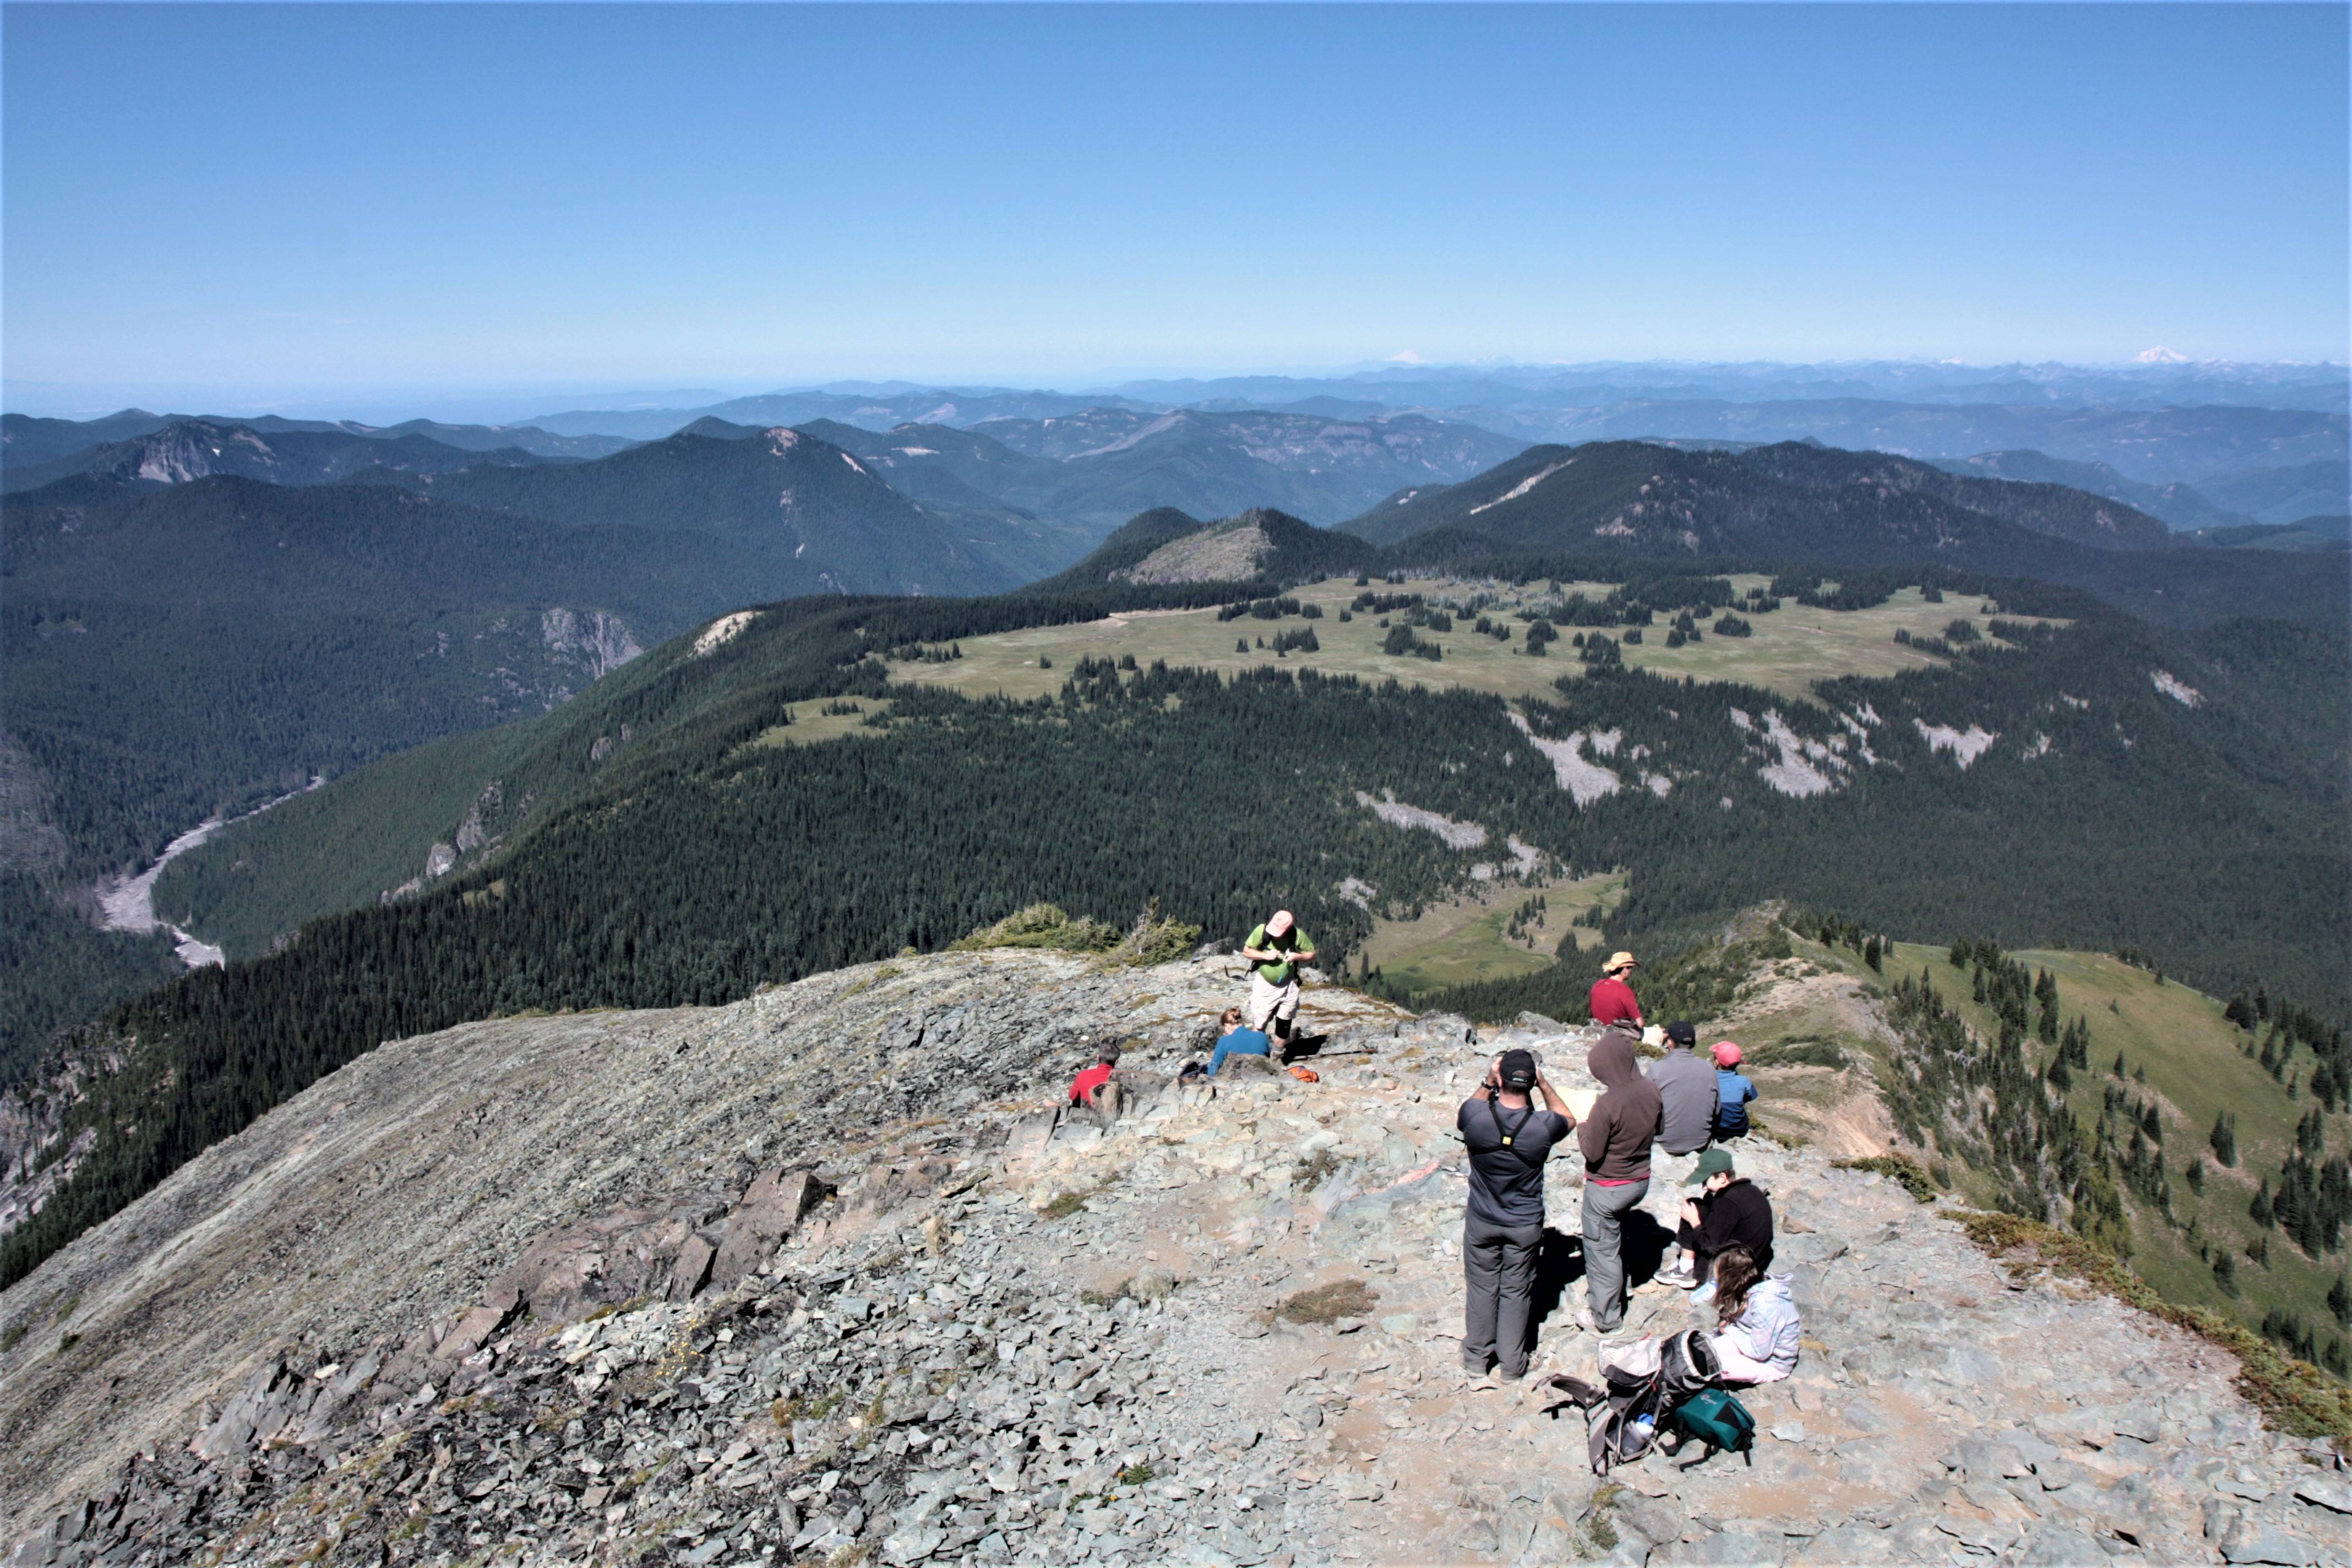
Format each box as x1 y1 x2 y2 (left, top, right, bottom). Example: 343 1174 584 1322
0 409 628 471
526 403 1531 529
2190 459 2352 526
0 417 555 493
494 371 2349 516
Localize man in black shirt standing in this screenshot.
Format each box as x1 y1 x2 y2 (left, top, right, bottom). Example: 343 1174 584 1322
1459 1047 1575 1382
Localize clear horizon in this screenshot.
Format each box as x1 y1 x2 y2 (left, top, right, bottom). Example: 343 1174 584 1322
8 352 2352 428
5 2 2346 421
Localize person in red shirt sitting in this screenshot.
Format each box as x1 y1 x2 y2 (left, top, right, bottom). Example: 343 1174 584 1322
1588 951 1644 1028
1069 1043 1123 1126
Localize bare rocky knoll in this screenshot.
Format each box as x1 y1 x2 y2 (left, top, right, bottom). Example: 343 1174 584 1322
3 951 2348 1567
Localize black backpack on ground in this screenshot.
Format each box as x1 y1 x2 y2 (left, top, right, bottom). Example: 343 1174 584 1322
1575 1330 1718 1475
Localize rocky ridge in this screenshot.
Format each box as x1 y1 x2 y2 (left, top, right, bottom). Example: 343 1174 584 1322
2 952 2347 1566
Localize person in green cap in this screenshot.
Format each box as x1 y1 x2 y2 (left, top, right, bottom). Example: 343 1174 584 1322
1240 908 1317 1047
1662 1147 1774 1293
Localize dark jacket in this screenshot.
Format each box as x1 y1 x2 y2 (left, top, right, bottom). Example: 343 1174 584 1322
1692 1177 1774 1275
1579 1029 1662 1184
1649 1046 1719 1156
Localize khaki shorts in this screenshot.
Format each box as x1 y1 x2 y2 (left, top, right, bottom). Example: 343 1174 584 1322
1246 973 1301 1030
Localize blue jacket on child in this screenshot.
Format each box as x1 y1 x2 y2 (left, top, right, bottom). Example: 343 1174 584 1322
1714 1067 1758 1134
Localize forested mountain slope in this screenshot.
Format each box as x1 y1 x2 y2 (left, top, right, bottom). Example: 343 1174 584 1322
1932 450 2250 532
4 556 2342 1293
381 423 1045 595
790 418 1071 515
1 476 790 885
1347 440 2171 552
2195 459 2352 526
1348 440 2346 629
1027 507 1376 591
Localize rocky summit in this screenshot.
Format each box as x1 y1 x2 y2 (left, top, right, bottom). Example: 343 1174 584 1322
2 951 2348 1567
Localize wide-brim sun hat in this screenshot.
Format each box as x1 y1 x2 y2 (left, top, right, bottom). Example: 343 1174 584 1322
1604 951 1638 974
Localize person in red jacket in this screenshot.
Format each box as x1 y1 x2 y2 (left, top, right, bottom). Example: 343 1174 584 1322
1588 952 1643 1028
1069 1044 1123 1126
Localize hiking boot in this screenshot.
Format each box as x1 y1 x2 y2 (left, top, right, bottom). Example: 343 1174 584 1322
1571 1302 1626 1336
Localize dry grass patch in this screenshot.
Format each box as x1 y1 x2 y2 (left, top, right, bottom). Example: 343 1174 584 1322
1273 1278 1379 1325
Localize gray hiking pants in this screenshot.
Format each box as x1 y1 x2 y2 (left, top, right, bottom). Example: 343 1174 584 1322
1581 1178 1651 1333
1462 1214 1543 1376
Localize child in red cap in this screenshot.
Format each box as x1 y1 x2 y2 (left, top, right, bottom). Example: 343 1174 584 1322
1712 1041 1758 1141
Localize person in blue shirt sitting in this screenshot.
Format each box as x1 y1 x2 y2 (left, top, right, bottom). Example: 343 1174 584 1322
1712 1041 1759 1139
1208 1005 1272 1075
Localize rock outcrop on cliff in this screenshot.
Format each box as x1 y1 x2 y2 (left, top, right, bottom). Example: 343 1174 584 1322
2 953 2346 1566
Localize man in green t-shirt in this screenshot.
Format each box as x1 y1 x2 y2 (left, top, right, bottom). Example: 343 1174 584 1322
1240 909 1317 1046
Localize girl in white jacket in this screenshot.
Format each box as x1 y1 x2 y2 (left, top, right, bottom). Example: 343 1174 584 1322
1706 1248 1800 1384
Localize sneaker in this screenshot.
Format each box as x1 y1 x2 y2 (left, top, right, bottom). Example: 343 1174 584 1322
1661 1265 1701 1291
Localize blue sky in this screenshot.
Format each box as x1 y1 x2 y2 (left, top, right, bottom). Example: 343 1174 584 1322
4 3 2345 414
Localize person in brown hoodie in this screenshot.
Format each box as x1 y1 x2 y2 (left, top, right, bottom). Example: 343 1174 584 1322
1578 1027 1663 1335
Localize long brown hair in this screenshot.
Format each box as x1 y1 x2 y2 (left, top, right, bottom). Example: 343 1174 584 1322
1712 1246 1760 1329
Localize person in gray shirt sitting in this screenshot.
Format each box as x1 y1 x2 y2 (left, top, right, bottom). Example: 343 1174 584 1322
1647 1019 1720 1186
1458 1048 1574 1382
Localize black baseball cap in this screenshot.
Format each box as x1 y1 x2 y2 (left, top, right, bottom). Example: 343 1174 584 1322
1498 1048 1539 1090
1664 1021 1697 1048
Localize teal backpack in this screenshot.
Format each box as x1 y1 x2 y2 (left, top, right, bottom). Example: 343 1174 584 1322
1672 1387 1756 1462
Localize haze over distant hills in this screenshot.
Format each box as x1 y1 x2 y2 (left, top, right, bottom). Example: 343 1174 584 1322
500 360 2348 524
0 409 627 472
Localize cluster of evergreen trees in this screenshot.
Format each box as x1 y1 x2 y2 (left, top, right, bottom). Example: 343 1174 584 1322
2248 1111 2352 1260
2225 989 2350 1111
1379 623 1442 661
1217 595 1315 623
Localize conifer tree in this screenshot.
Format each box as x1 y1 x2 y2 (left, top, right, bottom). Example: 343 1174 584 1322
2211 1112 2237 1167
